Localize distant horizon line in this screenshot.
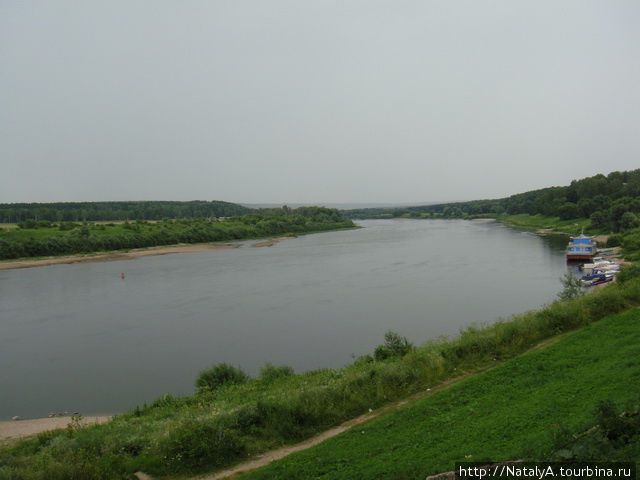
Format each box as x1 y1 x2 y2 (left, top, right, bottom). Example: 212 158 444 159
0 199 479 209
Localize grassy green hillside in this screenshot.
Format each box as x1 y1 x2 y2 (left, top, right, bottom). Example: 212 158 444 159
239 308 640 480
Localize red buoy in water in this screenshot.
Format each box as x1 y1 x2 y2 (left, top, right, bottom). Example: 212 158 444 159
120 272 125 279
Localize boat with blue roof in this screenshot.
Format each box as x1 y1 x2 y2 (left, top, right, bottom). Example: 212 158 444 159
566 234 597 262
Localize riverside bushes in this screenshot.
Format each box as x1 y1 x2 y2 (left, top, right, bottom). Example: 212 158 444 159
346 169 640 233
373 330 414 360
259 363 294 382
196 363 249 392
0 208 355 260
3 279 640 479
160 419 245 471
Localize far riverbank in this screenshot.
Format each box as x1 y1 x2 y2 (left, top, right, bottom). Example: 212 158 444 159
0 237 296 271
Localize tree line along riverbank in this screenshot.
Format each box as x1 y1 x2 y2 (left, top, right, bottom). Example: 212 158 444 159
341 169 640 262
0 200 251 223
496 214 640 263
345 169 640 233
2 270 640 479
0 207 354 261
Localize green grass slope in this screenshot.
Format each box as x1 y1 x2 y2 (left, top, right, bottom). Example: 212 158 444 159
239 308 640 480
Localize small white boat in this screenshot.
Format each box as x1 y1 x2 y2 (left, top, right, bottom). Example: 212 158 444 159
598 264 620 272
581 259 618 274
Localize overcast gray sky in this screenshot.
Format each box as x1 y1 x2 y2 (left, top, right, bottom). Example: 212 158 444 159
2 1 639 205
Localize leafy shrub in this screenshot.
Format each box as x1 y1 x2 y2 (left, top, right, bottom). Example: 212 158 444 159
618 278 640 304
584 285 629 319
374 330 413 361
404 347 446 383
623 232 640 251
557 272 584 300
195 363 248 392
616 264 640 284
150 392 180 409
620 212 640 231
553 399 640 461
160 419 245 471
353 354 374 366
58 222 76 231
254 395 335 440
17 219 38 229
595 400 630 441
259 362 294 382
0 467 15 480
71 226 91 239
373 344 392 361
233 405 262 429
606 234 623 247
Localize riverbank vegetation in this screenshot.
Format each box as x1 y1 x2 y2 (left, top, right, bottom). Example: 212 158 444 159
239 307 640 479
2 276 640 479
472 214 640 263
345 169 640 234
0 207 354 260
494 214 592 235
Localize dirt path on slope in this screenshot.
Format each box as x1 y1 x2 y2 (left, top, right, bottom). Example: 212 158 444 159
195 374 472 480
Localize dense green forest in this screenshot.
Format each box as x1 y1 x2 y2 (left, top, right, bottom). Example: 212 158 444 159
0 200 251 223
346 169 640 233
0 207 353 260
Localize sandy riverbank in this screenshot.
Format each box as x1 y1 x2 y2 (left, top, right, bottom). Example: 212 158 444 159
0 237 296 271
251 236 295 248
0 416 111 443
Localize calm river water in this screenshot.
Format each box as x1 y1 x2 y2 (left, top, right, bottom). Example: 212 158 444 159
0 220 569 419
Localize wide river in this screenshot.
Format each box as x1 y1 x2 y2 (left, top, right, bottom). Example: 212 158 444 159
0 220 569 420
